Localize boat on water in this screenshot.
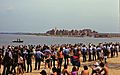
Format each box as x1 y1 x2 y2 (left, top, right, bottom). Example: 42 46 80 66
12 39 23 43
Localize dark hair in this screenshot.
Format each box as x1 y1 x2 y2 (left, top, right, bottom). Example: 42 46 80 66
40 70 47 75
52 67 57 73
72 66 77 72
84 65 88 70
60 47 63 51
46 46 49 49
99 62 105 67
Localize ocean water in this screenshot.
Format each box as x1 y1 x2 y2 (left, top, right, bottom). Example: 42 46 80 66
0 34 120 46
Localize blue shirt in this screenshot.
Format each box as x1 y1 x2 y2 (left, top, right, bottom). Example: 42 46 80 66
35 51 44 58
63 49 69 55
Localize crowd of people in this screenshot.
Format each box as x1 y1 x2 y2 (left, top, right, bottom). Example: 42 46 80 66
0 42 120 75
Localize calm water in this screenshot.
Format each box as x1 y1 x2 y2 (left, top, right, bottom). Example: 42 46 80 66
0 34 120 46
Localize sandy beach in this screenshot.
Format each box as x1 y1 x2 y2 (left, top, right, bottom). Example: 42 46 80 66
0 53 120 75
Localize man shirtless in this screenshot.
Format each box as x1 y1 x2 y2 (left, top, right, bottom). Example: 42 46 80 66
81 65 89 75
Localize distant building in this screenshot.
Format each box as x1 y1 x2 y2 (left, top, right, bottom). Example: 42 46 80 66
46 28 98 37
46 28 120 38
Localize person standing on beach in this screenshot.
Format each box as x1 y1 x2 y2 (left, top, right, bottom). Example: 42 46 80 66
26 49 33 73
116 43 119 54
10 47 18 74
71 47 81 70
51 47 57 68
103 45 108 63
114 44 118 57
2 52 11 75
34 47 44 70
81 45 87 62
22 46 28 72
63 46 70 65
44 46 52 69
106 44 111 58
92 45 97 61
77 48 81 69
88 45 92 61
110 44 114 58
96 45 101 60
57 47 63 71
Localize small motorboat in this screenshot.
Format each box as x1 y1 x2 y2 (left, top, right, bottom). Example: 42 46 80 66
12 39 23 43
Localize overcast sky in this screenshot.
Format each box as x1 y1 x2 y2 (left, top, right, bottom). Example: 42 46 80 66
0 0 119 33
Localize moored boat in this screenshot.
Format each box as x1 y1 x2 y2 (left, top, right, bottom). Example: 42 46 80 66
12 39 23 43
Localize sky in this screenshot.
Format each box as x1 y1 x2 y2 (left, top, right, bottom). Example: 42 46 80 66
0 0 119 33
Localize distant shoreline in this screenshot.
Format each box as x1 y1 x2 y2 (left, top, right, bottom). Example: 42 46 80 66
0 33 120 38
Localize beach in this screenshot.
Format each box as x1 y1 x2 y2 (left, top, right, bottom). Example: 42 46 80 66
1 53 120 75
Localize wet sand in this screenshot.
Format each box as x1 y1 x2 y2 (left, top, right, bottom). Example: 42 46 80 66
0 53 120 75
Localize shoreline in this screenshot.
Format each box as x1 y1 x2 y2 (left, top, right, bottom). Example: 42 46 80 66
1 33 120 38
